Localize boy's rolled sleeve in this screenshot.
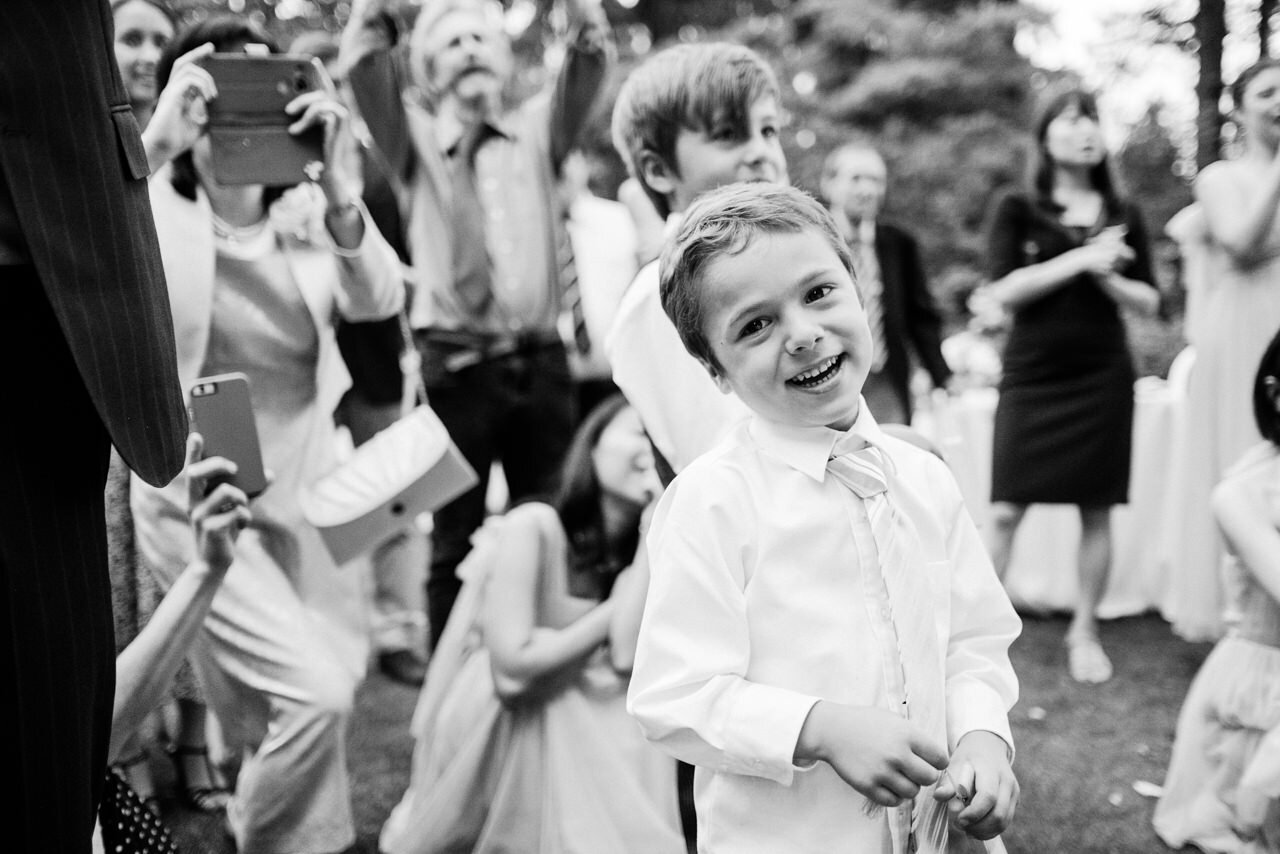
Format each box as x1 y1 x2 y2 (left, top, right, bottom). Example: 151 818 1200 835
628 472 820 785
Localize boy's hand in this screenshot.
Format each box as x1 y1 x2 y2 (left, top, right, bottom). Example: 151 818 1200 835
933 730 1018 840
796 702 948 807
185 433 251 576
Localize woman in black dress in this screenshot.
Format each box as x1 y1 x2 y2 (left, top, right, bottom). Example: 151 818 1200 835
984 87 1160 683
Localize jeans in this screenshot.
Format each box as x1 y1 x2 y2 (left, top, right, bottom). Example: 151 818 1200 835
415 331 575 646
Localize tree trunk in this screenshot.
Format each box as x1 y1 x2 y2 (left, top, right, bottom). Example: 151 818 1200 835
1262 0 1277 57
1196 0 1227 169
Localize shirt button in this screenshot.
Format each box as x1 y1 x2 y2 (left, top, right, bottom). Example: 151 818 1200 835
482 178 498 193
881 606 892 619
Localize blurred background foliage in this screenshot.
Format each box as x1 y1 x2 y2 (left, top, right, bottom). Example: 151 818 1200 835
167 0 1277 375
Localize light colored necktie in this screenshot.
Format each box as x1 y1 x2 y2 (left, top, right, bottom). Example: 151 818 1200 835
827 439 949 854
449 125 494 315
852 232 888 372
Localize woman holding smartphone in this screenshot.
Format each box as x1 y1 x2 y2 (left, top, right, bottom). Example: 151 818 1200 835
130 15 402 854
981 86 1160 684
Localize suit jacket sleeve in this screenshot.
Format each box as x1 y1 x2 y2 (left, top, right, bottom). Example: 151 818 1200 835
894 224 952 387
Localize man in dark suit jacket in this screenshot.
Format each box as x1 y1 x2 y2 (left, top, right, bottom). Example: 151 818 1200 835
0 2 187 848
822 141 953 424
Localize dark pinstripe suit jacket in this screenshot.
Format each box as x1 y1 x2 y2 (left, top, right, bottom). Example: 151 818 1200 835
0 0 187 487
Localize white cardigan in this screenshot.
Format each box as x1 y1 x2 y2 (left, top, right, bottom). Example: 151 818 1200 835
148 170 403 421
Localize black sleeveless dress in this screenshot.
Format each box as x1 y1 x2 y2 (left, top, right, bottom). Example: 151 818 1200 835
986 190 1156 506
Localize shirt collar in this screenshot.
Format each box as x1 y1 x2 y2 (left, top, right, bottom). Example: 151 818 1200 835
858 217 877 246
749 397 891 483
436 112 515 155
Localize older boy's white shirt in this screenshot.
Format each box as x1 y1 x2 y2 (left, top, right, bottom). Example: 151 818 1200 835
604 214 753 473
628 402 1020 852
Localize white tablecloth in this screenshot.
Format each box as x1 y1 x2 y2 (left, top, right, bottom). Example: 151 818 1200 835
913 374 1187 618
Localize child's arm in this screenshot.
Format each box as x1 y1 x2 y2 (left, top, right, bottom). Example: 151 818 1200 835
1212 465 1280 606
481 504 616 703
793 701 949 807
110 434 251 760
605 500 659 674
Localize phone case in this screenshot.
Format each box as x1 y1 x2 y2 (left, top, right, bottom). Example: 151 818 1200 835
189 372 268 498
199 54 325 186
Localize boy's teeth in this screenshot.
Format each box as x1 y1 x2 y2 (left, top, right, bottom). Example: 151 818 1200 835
795 357 835 382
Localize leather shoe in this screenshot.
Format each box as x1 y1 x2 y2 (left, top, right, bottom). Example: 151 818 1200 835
378 649 428 686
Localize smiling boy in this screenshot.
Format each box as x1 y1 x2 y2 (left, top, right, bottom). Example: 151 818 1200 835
606 42 787 480
628 184 1022 854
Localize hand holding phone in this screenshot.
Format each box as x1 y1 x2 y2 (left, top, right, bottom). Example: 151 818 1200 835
184 433 252 574
198 53 330 186
188 372 268 499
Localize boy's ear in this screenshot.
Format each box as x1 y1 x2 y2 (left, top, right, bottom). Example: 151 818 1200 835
637 149 679 198
700 360 733 395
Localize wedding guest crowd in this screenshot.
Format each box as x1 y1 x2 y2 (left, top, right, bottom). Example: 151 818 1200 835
5 1 1278 852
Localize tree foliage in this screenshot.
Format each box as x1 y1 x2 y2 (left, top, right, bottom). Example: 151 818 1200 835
701 0 1045 312
170 0 1192 336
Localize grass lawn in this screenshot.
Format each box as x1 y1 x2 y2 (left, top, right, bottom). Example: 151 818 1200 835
1001 612 1212 853
164 611 1214 854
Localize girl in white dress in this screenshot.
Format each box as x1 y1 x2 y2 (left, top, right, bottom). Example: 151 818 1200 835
1155 328 1280 852
380 396 685 854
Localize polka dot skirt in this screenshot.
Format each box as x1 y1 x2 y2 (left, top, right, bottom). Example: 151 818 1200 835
100 767 180 854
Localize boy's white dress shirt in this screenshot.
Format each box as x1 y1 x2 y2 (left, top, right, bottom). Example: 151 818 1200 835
560 192 640 382
605 215 753 474
628 402 1020 853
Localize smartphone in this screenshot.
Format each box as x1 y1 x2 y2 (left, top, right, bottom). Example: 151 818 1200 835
199 53 328 186
188 372 268 498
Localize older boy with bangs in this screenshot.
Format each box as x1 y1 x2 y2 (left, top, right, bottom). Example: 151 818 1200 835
628 183 1021 853
606 42 787 481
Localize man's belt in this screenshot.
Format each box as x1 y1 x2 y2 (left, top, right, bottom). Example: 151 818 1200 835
415 328 563 373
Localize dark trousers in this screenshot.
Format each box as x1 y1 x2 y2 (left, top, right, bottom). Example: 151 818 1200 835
416 332 575 647
2 265 114 852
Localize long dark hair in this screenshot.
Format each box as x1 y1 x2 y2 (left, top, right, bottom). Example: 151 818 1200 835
1253 327 1280 444
553 394 641 599
1030 86 1122 219
156 15 286 206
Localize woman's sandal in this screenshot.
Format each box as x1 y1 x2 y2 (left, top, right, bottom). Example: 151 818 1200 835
110 750 162 816
167 744 232 813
